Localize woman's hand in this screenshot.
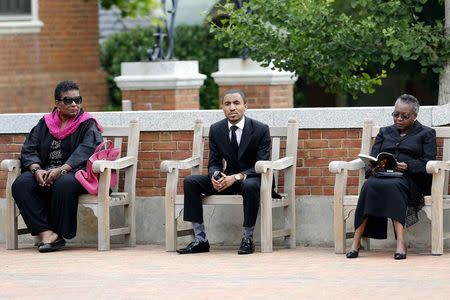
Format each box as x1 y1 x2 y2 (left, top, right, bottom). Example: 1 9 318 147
34 169 47 187
396 162 408 173
43 168 62 186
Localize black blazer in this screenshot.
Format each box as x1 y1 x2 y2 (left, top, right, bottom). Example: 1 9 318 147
367 120 436 207
20 118 103 171
369 121 436 176
207 117 271 179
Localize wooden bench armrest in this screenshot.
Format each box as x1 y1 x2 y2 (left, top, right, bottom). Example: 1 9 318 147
160 157 201 173
255 157 295 173
426 160 450 174
92 156 136 173
1 159 21 172
329 158 365 174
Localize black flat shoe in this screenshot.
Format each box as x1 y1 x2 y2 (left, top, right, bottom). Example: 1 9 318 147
346 248 360 259
38 237 66 253
177 240 210 254
394 252 407 260
238 238 255 255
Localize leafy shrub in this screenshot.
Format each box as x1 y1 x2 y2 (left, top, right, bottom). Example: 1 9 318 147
100 25 239 108
100 27 155 106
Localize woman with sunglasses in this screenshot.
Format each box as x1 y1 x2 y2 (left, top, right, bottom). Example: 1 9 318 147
12 80 103 252
346 94 436 260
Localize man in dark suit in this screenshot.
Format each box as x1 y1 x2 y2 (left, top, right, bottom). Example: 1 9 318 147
177 90 272 255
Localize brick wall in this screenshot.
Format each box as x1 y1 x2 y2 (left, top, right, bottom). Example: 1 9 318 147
122 88 200 110
0 0 109 113
1 129 446 198
218 85 293 109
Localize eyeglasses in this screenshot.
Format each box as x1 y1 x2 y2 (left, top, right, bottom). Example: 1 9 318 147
57 96 82 105
391 112 412 120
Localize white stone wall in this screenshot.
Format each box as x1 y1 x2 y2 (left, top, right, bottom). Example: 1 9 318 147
0 104 448 134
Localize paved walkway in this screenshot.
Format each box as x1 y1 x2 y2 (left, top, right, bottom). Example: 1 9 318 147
1 244 449 299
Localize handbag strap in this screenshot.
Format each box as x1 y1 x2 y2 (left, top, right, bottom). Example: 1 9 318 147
94 140 113 153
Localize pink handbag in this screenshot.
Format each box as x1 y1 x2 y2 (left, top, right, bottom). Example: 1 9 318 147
75 140 121 195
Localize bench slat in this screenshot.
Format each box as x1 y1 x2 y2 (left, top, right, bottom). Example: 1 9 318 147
175 194 288 206
79 192 129 207
102 127 131 137
273 228 291 238
110 227 131 236
177 229 194 237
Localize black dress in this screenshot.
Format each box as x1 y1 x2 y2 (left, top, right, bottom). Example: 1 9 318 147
12 117 102 239
354 121 436 239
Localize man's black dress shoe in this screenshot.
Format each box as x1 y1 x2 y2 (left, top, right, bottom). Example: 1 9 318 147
346 248 360 259
238 238 255 254
394 252 407 260
38 237 66 253
177 240 210 254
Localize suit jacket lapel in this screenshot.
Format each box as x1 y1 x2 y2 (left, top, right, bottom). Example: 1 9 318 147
238 118 253 159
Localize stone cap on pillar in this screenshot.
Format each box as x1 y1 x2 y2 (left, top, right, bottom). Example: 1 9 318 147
114 61 206 90
212 58 297 86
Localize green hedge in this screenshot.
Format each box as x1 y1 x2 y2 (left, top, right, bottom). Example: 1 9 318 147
100 25 239 109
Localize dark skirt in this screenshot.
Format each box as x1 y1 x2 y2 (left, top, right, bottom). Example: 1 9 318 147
354 176 409 239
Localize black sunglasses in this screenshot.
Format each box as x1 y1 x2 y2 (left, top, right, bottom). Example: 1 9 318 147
57 96 82 105
391 111 412 120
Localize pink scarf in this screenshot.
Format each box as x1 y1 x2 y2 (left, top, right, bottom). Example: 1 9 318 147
44 109 104 140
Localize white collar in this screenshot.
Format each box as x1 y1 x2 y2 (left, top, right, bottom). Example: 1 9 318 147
228 116 245 130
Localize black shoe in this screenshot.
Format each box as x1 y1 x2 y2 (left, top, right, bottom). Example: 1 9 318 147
238 238 255 255
346 248 360 259
177 240 210 254
394 252 407 260
38 237 66 253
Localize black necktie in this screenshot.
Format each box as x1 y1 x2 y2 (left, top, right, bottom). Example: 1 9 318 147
230 125 239 157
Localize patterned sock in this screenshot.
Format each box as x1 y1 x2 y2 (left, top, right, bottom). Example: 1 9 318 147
193 222 207 242
243 226 254 240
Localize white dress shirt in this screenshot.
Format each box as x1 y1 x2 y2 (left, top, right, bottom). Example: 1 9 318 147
228 117 245 145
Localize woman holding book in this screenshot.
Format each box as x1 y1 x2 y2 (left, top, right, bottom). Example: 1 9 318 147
347 94 436 260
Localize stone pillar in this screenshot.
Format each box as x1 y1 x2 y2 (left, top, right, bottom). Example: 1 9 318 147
212 58 297 108
114 61 206 110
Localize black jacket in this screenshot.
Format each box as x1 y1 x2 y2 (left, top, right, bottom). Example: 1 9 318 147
20 117 103 171
368 120 437 208
207 117 271 179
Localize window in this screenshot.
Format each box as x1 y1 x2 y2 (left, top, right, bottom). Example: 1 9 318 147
0 0 43 34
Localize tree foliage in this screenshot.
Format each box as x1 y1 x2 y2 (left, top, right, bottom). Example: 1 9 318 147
100 0 159 18
211 0 450 98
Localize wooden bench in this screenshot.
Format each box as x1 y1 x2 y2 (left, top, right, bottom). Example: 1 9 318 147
161 118 299 253
329 119 450 255
1 119 140 251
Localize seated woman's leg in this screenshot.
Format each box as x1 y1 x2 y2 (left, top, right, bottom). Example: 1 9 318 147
50 172 85 239
12 172 53 237
350 217 368 251
393 220 407 255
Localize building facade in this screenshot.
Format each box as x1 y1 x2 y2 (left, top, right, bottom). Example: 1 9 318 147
0 0 109 113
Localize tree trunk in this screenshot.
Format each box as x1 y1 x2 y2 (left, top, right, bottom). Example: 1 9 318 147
438 0 450 105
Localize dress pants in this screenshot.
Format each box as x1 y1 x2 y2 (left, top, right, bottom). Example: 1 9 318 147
183 175 261 227
12 171 85 239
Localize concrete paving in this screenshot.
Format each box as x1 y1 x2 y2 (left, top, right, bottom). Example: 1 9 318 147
0 244 449 299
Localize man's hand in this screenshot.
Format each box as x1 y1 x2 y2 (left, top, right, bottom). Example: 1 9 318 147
396 162 408 173
211 173 223 191
211 172 237 192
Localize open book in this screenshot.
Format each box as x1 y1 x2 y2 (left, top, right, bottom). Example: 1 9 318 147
358 152 398 171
